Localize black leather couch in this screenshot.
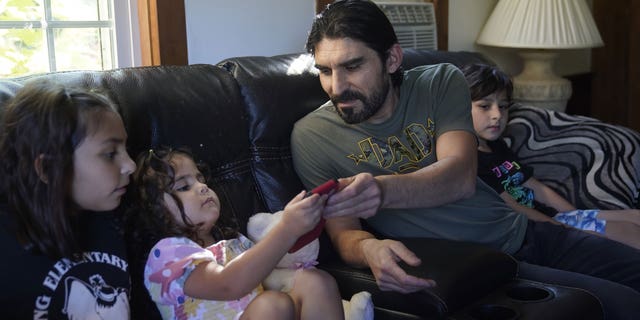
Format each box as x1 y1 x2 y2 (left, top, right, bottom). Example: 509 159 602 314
0 50 608 319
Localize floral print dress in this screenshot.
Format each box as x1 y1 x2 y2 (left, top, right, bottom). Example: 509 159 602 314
145 234 262 320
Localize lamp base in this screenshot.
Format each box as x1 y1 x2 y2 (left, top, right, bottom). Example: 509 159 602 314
512 50 572 113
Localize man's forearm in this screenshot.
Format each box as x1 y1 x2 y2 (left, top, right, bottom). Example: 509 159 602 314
326 217 376 268
335 230 377 268
376 130 478 209
376 155 476 209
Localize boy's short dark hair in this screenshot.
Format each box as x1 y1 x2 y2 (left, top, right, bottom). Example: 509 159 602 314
461 63 514 103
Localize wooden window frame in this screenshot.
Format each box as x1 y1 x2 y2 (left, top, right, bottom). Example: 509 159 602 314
137 0 188 66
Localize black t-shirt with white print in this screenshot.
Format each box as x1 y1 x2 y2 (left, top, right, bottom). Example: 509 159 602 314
0 205 130 320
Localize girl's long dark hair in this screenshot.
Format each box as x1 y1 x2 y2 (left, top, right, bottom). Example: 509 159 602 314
0 79 118 260
124 147 238 261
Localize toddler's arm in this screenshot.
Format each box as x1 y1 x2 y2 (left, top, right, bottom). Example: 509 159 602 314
184 191 325 300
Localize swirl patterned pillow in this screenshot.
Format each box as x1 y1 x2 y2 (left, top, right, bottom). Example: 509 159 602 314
502 105 640 210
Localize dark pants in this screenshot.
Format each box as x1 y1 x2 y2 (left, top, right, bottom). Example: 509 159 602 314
514 220 640 319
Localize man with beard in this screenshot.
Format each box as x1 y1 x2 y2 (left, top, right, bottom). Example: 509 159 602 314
291 0 640 317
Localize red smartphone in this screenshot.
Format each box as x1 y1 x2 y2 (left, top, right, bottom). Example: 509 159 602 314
289 179 339 253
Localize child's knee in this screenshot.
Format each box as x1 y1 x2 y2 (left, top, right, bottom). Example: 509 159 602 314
294 269 339 293
268 291 295 315
245 290 294 319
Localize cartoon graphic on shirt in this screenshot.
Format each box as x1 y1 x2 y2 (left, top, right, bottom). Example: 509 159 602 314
348 119 436 172
62 274 129 319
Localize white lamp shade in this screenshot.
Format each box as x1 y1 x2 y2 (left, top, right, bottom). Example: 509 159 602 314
477 0 604 49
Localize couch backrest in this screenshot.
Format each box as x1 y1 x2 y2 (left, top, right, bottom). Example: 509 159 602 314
217 53 327 217
0 50 493 233
0 64 267 231
505 105 640 210
216 50 492 217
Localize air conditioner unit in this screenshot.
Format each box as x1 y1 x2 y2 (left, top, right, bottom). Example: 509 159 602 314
374 1 438 51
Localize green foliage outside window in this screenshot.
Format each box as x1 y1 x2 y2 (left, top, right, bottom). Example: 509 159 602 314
0 0 113 78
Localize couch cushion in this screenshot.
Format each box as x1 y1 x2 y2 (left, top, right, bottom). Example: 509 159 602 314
216 50 493 214
504 104 640 210
218 54 329 213
0 65 266 231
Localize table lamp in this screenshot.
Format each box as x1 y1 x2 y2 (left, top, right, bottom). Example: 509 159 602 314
476 0 603 112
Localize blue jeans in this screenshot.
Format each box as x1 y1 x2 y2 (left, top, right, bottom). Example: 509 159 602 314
514 220 640 319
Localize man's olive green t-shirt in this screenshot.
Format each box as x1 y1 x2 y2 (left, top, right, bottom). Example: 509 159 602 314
291 63 527 254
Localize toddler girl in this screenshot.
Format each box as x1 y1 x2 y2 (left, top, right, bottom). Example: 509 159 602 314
126 147 344 320
0 79 136 318
462 63 640 250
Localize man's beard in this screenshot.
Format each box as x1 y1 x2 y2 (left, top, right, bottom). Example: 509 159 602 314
330 76 390 124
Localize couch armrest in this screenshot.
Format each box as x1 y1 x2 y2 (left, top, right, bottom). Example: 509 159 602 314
319 238 517 319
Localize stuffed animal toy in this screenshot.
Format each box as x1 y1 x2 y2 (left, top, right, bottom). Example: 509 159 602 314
247 211 375 320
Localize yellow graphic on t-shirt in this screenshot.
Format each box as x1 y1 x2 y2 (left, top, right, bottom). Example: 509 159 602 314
347 119 435 172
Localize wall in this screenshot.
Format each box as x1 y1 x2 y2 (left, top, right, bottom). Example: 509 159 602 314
185 0 315 64
115 0 141 67
184 0 593 77
448 0 594 77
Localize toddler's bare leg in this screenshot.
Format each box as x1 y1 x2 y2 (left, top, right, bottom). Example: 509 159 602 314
289 268 344 320
241 290 295 320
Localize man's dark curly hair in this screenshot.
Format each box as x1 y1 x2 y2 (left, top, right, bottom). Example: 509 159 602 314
306 0 404 87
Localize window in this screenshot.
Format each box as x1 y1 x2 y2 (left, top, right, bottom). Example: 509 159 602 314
0 0 139 77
